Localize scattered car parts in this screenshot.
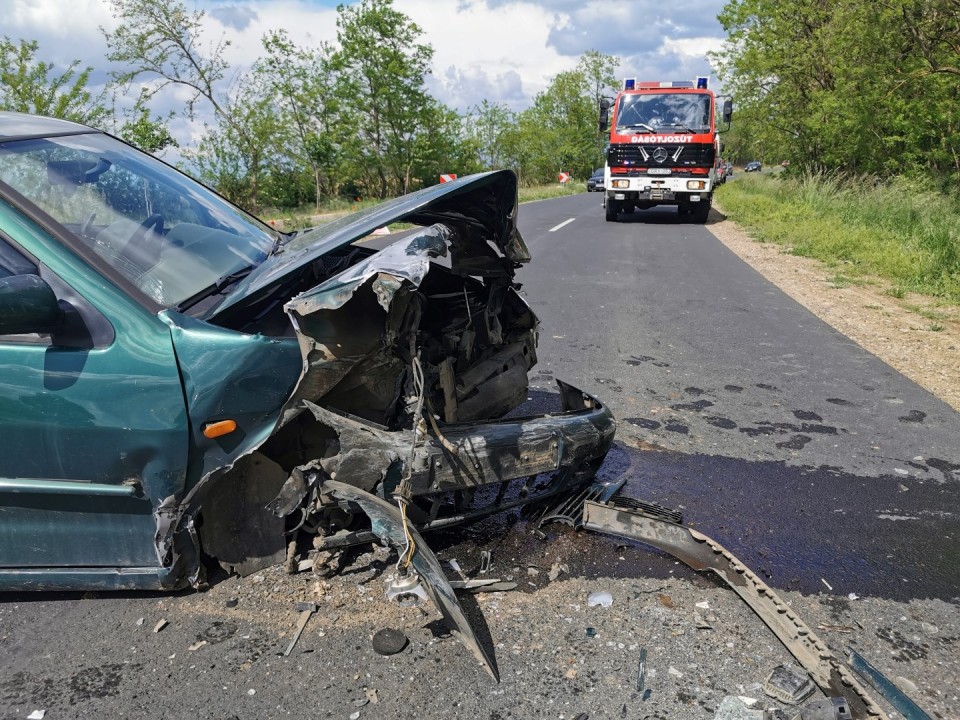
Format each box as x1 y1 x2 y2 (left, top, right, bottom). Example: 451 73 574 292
581 499 890 719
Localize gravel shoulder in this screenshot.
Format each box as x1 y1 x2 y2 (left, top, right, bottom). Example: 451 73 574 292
709 207 960 412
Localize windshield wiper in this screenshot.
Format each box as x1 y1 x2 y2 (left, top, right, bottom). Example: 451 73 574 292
667 124 697 134
620 123 657 133
174 265 256 312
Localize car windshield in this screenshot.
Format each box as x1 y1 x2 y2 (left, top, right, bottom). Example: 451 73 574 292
615 92 712 134
0 132 278 307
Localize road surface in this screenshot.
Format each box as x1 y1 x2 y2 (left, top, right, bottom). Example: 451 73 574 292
2 194 958 720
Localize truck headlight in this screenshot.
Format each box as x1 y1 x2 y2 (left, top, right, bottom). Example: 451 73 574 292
612 180 630 189
687 181 706 190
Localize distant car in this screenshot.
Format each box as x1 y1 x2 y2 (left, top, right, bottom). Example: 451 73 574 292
744 161 762 172
716 161 733 184
587 168 605 192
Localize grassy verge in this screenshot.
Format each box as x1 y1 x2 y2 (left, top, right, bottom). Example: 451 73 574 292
715 173 960 305
519 181 585 203
262 181 586 230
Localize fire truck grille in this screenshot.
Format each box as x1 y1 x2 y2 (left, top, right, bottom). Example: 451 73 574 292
608 143 715 168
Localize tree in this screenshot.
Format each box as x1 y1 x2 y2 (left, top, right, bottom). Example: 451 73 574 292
468 100 517 170
516 68 598 183
103 0 283 209
332 0 436 198
115 90 177 153
0 37 109 124
257 30 354 207
713 0 960 180
184 73 291 210
577 50 619 162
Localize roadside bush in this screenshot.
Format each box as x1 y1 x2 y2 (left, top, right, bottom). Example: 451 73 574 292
716 173 960 303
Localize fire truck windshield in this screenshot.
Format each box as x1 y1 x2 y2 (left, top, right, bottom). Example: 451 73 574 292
615 93 712 134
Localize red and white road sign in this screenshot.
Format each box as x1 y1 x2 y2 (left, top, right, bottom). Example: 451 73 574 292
558 172 570 183
439 174 457 183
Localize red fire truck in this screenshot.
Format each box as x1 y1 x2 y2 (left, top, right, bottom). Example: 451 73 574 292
598 78 732 222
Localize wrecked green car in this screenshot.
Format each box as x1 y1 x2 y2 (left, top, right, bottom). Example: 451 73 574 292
0 113 615 606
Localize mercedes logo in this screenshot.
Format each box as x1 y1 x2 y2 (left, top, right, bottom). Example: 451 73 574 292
652 147 668 164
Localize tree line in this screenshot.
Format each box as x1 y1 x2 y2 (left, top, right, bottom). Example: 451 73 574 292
713 0 960 188
1 0 617 212
6 0 955 209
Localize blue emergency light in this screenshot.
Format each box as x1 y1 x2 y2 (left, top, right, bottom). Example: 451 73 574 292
697 77 709 89
623 78 636 90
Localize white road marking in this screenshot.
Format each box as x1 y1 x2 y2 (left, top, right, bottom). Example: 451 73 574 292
548 218 575 232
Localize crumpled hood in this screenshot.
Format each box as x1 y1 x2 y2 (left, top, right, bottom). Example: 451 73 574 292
207 170 530 320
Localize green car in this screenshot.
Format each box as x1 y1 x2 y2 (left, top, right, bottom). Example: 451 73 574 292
0 113 615 621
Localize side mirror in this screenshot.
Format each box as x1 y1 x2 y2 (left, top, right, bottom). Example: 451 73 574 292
722 99 733 124
598 97 613 132
0 274 63 335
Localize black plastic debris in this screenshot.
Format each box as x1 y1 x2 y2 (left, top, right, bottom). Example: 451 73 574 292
372 628 408 656
585 627 596 638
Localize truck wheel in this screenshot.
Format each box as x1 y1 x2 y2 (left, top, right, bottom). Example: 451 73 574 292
605 201 619 222
691 200 711 223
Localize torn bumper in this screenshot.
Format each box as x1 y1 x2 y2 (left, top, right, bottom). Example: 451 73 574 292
303 379 616 500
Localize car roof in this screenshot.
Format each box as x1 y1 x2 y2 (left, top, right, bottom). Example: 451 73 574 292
0 111 96 141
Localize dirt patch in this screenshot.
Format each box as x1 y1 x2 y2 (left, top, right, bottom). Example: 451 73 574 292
709 209 960 412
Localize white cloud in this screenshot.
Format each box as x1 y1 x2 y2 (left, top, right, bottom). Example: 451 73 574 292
5 0 728 139
396 0 576 110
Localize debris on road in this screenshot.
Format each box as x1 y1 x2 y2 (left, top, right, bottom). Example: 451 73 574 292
283 606 316 657
847 647 932 720
713 696 764 720
152 619 168 633
635 647 647 692
27 711 45 720
763 664 814 704
786 696 853 719
371 628 408 656
581 499 891 718
695 610 714 629
188 640 208 652
587 591 613 607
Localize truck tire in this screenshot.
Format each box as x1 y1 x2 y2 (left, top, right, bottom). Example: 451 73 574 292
691 199 711 223
605 201 619 222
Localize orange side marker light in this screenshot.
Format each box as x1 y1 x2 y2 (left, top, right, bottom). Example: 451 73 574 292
203 420 237 439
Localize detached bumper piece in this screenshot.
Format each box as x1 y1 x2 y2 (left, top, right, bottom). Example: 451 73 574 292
582 499 890 720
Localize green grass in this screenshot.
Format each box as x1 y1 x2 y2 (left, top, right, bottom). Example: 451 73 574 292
716 173 960 305
519 182 586 203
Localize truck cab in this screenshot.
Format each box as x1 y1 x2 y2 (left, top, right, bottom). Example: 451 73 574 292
599 78 732 223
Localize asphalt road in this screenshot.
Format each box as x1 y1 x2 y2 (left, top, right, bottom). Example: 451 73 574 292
2 193 958 719
515 193 960 601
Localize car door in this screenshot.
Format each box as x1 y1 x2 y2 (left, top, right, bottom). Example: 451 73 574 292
0 209 189 580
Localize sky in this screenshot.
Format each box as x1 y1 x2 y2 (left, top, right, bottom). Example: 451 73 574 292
5 0 728 145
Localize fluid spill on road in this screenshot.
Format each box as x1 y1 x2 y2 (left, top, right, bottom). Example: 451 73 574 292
433 442 960 604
